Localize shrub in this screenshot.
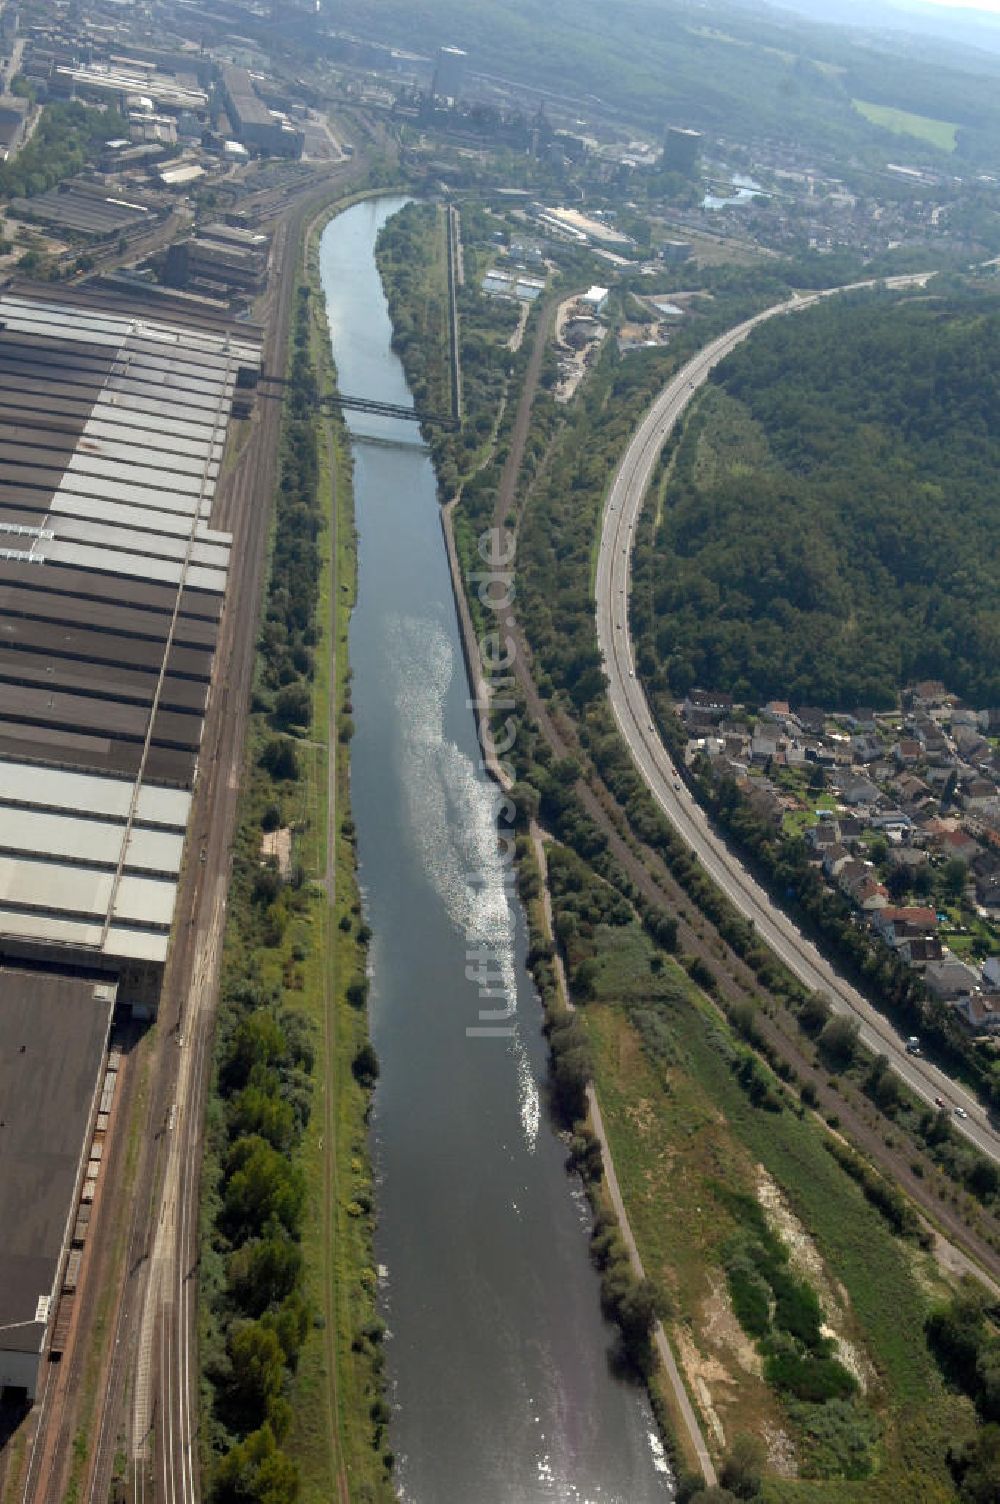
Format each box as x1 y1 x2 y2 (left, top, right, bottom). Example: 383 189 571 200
351 1041 380 1090
818 1014 859 1068
764 1348 857 1403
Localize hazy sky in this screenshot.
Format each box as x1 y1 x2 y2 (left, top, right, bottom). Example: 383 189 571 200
914 0 1000 12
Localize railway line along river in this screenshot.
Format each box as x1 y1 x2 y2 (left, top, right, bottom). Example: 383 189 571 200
319 196 671 1502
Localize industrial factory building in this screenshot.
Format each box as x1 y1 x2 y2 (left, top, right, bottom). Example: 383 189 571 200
663 125 703 176
0 282 260 1399
220 64 303 158
0 969 115 1399
164 223 270 297
431 44 467 102
0 285 260 985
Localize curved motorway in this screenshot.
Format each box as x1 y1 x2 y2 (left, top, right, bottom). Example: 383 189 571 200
594 274 1000 1166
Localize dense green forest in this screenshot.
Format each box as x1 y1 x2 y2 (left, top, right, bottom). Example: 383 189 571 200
637 290 1000 710
0 101 123 201
333 0 1000 165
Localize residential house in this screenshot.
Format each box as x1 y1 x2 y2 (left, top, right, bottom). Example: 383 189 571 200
954 993 1000 1034
924 956 982 1001
838 859 874 899
683 688 733 722
872 809 913 842
822 844 852 879
855 876 890 911
723 735 749 767
976 872 1000 914
894 772 932 808
893 739 922 767
887 846 929 874
851 733 881 763
840 776 881 807
897 935 943 966
938 828 980 865
751 727 780 763
872 907 938 945
954 726 990 763
982 956 1000 991
807 822 840 853
911 680 952 709
795 706 827 737
962 778 997 812
685 706 725 734
761 700 791 722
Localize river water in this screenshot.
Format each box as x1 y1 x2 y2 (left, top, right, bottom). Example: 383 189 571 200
319 196 671 1504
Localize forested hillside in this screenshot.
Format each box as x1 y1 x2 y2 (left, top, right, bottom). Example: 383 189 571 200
332 0 1000 165
638 290 1000 710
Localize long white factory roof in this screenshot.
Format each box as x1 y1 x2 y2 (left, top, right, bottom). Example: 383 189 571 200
0 289 261 967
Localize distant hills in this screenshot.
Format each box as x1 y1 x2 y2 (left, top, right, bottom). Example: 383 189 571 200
331 0 1000 164
761 0 1000 58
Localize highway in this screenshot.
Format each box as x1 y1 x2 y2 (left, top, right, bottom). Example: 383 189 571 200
594 273 1000 1166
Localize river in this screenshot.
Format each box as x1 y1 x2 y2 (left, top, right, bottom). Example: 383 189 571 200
319 196 671 1504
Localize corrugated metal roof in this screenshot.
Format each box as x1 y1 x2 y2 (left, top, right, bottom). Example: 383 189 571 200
0 289 258 966
56 469 207 515
43 540 187 585
50 493 205 538
0 806 183 874
112 873 177 927
46 516 230 569
0 857 115 917
66 454 209 497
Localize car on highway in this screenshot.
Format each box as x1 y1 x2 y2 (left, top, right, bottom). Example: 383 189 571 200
954 1106 969 1120
935 1096 946 1109
905 1036 921 1055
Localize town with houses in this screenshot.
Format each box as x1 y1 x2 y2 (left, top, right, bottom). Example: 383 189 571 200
682 680 1000 1033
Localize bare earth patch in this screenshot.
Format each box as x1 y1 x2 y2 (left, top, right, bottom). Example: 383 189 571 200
675 1325 731 1448
702 1272 762 1378
761 1420 797 1477
260 825 293 878
756 1168 874 1393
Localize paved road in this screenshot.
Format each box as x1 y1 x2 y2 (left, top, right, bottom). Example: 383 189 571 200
594 274 1000 1167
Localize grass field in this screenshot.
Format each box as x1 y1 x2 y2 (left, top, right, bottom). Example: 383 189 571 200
559 882 975 1499
852 99 958 152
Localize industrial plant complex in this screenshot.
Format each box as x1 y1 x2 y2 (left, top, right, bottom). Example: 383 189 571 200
0 281 260 1402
